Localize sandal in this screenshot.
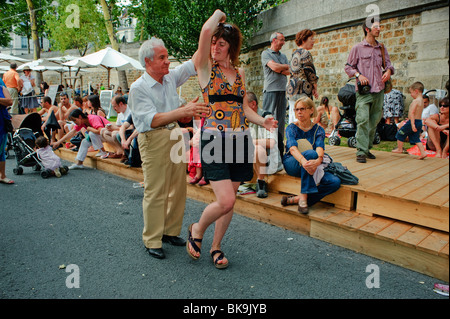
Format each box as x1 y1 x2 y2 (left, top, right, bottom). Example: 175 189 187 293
186 223 202 260
298 200 309 214
0 178 15 185
281 195 298 206
211 250 229 269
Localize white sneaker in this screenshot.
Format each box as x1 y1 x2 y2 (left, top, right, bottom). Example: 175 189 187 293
54 168 61 177
96 151 107 157
69 164 85 170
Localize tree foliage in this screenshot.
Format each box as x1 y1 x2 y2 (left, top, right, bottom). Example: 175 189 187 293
129 0 285 60
0 0 52 49
44 0 109 56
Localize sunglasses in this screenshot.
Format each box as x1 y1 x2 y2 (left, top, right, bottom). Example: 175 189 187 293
440 104 449 108
218 23 233 32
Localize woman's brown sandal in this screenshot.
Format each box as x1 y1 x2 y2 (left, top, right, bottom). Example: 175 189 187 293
281 195 298 206
298 200 309 214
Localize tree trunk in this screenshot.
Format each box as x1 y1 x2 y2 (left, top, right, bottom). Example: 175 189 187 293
26 0 42 86
99 0 128 91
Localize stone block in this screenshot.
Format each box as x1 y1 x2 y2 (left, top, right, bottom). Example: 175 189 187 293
413 21 449 43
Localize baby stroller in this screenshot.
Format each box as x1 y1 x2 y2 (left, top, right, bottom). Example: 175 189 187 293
328 79 380 147
10 113 67 178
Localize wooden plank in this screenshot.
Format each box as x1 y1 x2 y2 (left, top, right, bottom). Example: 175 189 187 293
356 192 449 232
396 226 433 248
417 231 449 255
364 160 446 195
310 221 449 282
326 210 358 225
403 174 449 203
340 214 374 230
388 165 448 198
439 243 449 258
376 221 412 242
359 217 394 235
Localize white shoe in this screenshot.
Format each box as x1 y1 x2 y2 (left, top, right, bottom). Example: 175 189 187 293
96 151 107 157
54 168 61 177
69 164 85 170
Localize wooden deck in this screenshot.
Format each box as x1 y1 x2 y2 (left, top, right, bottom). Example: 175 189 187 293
55 145 449 282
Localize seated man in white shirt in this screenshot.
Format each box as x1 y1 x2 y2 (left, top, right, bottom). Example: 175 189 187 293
247 91 283 198
421 94 439 138
100 95 131 159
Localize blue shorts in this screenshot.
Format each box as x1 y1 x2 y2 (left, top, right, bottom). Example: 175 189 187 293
396 119 422 144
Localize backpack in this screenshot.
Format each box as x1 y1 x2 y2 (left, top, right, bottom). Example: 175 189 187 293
324 161 359 185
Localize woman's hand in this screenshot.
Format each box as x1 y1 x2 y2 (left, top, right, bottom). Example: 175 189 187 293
302 158 320 175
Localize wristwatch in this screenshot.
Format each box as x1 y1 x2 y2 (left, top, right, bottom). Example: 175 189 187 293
355 72 360 78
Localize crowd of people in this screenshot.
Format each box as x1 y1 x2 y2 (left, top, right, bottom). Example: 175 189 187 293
1 10 449 270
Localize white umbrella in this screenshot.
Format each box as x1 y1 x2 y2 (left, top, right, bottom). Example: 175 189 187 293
63 47 144 87
0 53 30 64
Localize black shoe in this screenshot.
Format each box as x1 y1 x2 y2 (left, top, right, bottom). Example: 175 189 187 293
256 179 268 198
367 152 376 159
146 247 165 259
356 155 367 163
162 235 186 246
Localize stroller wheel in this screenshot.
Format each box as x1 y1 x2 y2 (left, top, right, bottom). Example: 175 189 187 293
373 132 381 144
40 169 51 179
13 167 23 175
347 137 357 148
328 136 341 146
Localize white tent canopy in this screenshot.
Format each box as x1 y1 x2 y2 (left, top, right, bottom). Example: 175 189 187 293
63 47 144 87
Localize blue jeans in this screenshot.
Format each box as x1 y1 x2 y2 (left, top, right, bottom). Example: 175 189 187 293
283 149 341 206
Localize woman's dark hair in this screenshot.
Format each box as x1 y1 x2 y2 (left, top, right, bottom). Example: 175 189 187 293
41 82 49 90
87 94 105 114
320 96 329 106
213 23 242 66
439 97 449 107
69 108 88 120
87 94 101 109
295 29 316 46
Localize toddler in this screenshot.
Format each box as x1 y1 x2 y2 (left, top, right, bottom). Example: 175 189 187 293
35 136 65 177
392 82 426 159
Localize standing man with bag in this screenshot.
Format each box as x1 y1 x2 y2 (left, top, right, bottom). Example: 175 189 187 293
345 18 394 163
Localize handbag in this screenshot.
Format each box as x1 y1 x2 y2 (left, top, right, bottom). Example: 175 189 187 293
324 161 359 185
380 43 393 94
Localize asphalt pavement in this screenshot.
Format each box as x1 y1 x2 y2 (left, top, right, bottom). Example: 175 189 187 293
0 156 448 312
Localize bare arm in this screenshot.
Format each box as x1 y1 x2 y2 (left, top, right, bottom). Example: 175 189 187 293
193 9 226 89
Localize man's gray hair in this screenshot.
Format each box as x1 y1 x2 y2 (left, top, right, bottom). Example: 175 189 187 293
139 37 166 67
270 32 282 42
